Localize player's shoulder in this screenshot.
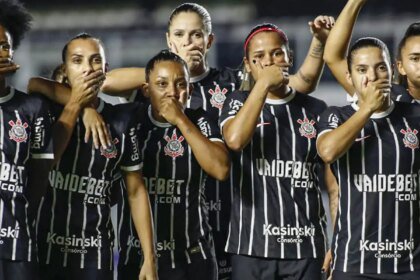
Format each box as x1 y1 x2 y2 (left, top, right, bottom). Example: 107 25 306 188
103 100 145 124
293 90 327 113
12 89 51 112
393 101 420 118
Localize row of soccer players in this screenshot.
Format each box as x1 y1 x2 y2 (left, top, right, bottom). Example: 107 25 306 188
1 0 420 280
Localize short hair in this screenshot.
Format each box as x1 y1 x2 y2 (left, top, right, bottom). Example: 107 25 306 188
61 32 104 62
168 3 212 34
243 23 289 58
0 0 32 49
145 50 188 82
347 37 391 73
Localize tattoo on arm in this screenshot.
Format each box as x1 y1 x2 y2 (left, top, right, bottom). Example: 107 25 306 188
310 43 324 59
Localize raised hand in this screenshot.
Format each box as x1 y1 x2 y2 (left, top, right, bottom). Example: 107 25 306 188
254 60 289 92
309 15 336 44
359 77 390 113
159 96 185 126
0 58 19 77
69 70 105 108
172 42 204 72
82 107 112 149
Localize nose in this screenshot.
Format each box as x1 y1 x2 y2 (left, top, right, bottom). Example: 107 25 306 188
166 83 178 98
262 55 274 67
182 35 192 47
82 61 95 75
367 68 377 82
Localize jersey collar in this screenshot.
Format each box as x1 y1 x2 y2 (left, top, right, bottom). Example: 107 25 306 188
0 87 15 104
351 101 395 119
96 98 105 113
265 88 296 105
189 67 210 83
148 105 172 128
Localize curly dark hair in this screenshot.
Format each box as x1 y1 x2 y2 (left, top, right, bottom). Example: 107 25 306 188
0 0 32 49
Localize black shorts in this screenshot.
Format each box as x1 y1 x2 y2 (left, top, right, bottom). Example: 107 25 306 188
159 256 218 280
117 263 139 280
231 254 323 280
0 259 39 280
332 270 420 280
39 264 113 280
213 230 232 280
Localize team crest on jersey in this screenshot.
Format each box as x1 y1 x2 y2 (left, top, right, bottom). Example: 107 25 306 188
297 118 317 139
164 130 185 158
8 119 28 143
400 127 419 150
208 85 228 109
100 138 119 158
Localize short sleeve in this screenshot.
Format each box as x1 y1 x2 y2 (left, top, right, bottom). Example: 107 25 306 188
120 120 143 172
219 90 248 129
30 98 54 160
193 109 223 143
316 106 343 139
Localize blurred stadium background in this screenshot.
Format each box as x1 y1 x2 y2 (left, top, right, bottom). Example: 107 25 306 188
11 0 419 277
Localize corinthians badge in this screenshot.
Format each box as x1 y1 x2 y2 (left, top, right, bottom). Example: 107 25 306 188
9 119 28 143
297 118 317 139
100 138 119 158
209 85 228 109
400 127 419 150
164 129 185 158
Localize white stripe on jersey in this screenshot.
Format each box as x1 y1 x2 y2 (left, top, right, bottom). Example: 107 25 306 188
272 106 285 258
247 139 255 256
97 156 110 270
260 111 269 258
236 152 244 255
403 118 416 272
198 240 207 260
302 108 317 258
372 122 383 274
22 113 32 261
170 156 176 269
286 105 301 258
360 129 367 274
224 160 234 253
387 119 400 273
11 111 21 260
0 109 3 231
185 146 192 248
198 169 205 237
198 83 207 111
343 153 352 272
124 211 134 266
333 159 342 271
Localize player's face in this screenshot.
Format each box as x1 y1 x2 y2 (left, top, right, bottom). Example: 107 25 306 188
397 36 420 89
0 25 13 59
147 60 190 110
166 12 213 60
348 47 392 93
64 38 106 87
245 32 290 81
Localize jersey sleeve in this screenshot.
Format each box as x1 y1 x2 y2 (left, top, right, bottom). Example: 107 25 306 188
194 109 223 143
219 90 248 129
120 118 143 172
316 106 343 139
30 97 54 160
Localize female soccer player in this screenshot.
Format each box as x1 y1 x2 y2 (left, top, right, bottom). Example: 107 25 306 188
128 49 229 280
0 1 53 279
395 22 420 102
32 33 157 280
318 2 420 279
220 23 332 280
323 0 420 104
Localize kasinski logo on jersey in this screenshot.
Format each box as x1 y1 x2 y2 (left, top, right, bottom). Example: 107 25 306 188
400 127 419 150
208 85 228 109
100 138 119 158
8 119 28 143
164 130 185 158
297 118 317 139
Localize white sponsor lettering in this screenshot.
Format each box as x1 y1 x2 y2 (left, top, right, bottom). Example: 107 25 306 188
263 224 315 237
359 239 414 252
46 232 102 248
31 117 45 149
49 171 110 197
354 174 418 193
0 163 24 184
0 226 20 239
205 200 221 212
144 177 183 204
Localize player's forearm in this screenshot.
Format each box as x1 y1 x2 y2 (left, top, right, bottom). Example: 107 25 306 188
101 67 146 96
28 77 71 105
176 115 230 181
223 81 268 152
317 107 372 163
325 165 339 229
289 37 325 94
52 102 81 165
126 176 156 263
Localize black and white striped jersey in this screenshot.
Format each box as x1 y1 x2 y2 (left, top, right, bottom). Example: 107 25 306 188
118 105 223 268
188 67 242 235
0 88 53 262
317 101 420 274
220 89 328 259
36 100 142 270
391 84 420 104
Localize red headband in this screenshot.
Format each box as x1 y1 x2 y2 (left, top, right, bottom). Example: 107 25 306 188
243 27 288 53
